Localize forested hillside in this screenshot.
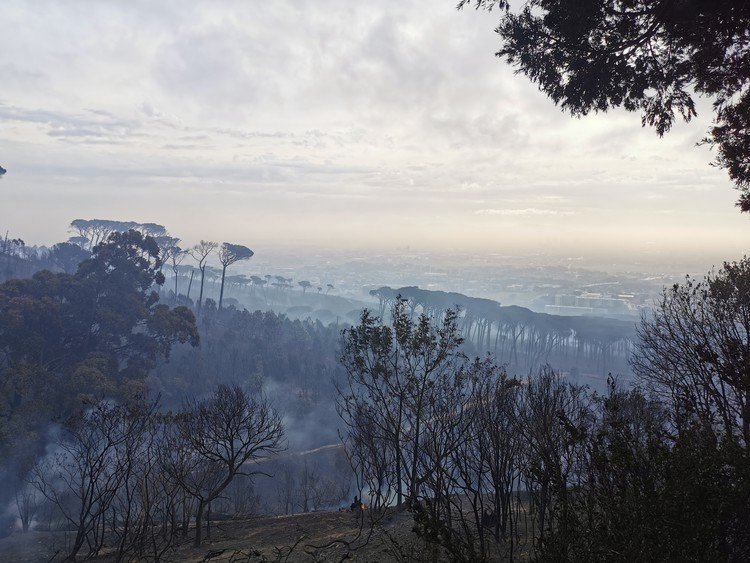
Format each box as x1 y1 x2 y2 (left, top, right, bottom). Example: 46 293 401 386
1 226 748 562
2 1 749 560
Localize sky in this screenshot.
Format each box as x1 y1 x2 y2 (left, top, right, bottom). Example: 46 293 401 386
0 0 747 266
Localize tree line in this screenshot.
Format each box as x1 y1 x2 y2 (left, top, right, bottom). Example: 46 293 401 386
3 221 749 560
371 286 635 381
150 305 345 413
1 219 339 316
0 225 349 560
340 265 750 560
0 231 201 542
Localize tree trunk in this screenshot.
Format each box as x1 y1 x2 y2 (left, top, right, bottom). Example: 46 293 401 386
206 502 211 539
194 501 205 547
63 526 87 563
395 409 403 506
218 265 227 309
409 415 421 502
182 494 190 538
187 269 194 300
197 267 206 313
743 388 750 445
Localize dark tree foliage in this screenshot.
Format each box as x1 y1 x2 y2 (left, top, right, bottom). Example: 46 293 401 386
461 0 750 208
633 257 750 447
218 242 254 310
69 219 167 250
534 380 750 562
338 302 466 507
151 307 344 408
48 242 91 274
371 285 634 380
0 230 199 520
339 302 750 560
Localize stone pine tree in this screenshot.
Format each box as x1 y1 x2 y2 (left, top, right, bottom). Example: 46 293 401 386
169 245 186 304
189 240 218 312
298 280 312 294
218 243 253 309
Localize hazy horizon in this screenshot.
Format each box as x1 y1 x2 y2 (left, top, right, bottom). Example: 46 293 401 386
1 0 748 265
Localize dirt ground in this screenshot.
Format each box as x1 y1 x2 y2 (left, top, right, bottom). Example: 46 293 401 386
0 508 435 563
0 529 66 563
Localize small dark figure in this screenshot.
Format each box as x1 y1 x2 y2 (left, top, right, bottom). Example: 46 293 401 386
350 496 360 512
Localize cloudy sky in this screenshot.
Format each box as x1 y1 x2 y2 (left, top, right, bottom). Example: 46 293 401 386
0 0 747 264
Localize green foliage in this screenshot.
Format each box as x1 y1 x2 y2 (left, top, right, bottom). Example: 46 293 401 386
0 230 199 497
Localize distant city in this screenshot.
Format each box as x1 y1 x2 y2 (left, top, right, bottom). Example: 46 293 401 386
232 245 711 321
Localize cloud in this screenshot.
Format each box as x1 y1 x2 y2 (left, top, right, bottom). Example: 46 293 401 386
0 0 742 256
0 103 142 144
475 208 574 217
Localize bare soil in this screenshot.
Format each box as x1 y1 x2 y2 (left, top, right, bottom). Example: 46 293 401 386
0 508 434 563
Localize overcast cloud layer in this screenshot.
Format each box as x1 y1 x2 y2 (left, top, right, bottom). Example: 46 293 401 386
0 0 747 264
